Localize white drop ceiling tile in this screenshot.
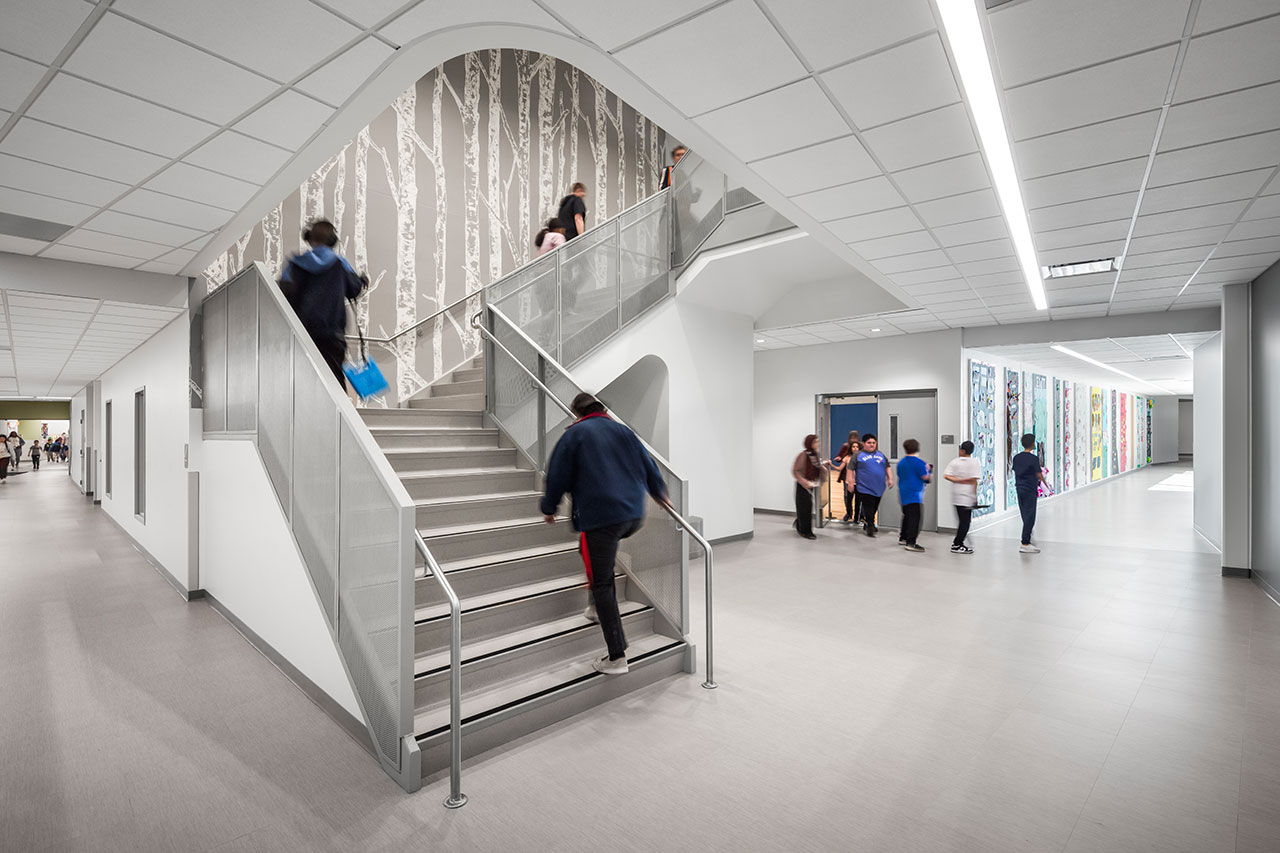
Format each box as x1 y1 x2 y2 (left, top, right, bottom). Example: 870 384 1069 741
84 210 205 246
1132 200 1250 237
1214 236 1280 258
931 216 1009 247
1023 159 1148 209
1176 15 1280 102
822 34 959 130
862 103 977 172
750 136 880 196
791 176 904 221
947 238 1014 264
1147 130 1280 186
1031 193 1139 234
1005 46 1177 142
40 244 144 268
913 188 1001 229
612 0 806 116
892 266 962 286
1243 195 1280 221
1121 261 1203 282
111 189 231 232
63 13 279 125
1124 246 1215 268
0 152 129 207
27 74 217 158
295 38 396 108
0 186 94 227
1047 283 1115 307
1194 0 1279 33
185 132 291 185
233 90 334 152
871 249 952 274
114 0 362 83
1195 254 1267 273
902 278 970 294
1140 169 1273 215
383 0 566 45
892 153 990 203
0 51 46 112
1016 111 1162 180
764 0 935 70
0 0 93 63
1226 216 1280 241
972 283 1028 299
955 256 1020 277
1111 299 1174 314
965 270 1025 288
1037 221 1130 251
1127 225 1232 254
1039 242 1128 266
56 229 171 260
826 206 924 243
0 118 170 188
698 79 850 162
142 163 259 214
0 235 49 254
1049 304 1110 318
1160 82 1280 152
988 0 1191 87
850 230 938 260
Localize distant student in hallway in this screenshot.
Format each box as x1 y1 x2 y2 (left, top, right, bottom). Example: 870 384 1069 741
896 439 930 552
832 430 860 523
944 440 979 554
659 145 687 189
1014 433 1046 553
541 393 670 676
9 433 22 470
854 434 891 537
557 183 587 240
0 431 11 483
534 217 566 256
29 440 41 470
792 435 825 540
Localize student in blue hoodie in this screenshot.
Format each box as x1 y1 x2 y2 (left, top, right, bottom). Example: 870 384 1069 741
541 393 671 676
280 219 368 389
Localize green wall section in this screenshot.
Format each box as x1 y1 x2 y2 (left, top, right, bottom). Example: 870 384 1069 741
0 401 71 420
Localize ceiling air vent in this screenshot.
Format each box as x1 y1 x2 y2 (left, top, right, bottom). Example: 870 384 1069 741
1041 257 1122 279
0 212 72 242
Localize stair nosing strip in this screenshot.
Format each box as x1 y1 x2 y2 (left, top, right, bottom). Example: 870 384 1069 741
414 573 625 625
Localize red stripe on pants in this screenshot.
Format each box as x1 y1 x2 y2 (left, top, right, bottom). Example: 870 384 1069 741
579 532 593 582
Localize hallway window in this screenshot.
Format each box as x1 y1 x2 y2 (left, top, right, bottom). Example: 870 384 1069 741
105 400 112 498
134 389 145 521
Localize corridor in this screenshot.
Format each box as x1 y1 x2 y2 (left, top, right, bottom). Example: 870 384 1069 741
1 463 1277 851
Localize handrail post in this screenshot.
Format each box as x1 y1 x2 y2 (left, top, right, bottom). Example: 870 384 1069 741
536 353 547 467
615 218 623 332
415 532 467 809
554 248 563 362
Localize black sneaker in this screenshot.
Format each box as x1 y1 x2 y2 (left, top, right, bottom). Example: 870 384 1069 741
950 544 973 554
904 544 926 553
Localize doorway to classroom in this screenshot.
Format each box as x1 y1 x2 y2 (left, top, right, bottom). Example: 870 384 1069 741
815 390 938 532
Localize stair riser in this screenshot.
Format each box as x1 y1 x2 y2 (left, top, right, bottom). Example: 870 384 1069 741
373 431 498 450
417 644 688 777
424 522 573 564
415 493 542 529
431 379 485 397
363 409 484 429
415 580 626 654
403 470 536 501
451 367 484 383
415 609 654 708
415 550 582 608
409 393 485 411
388 448 516 473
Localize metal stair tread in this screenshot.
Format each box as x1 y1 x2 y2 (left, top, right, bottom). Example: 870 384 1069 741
365 425 494 434
437 540 578 573
419 514 564 538
396 465 526 479
382 445 504 456
414 489 540 508
413 627 677 735
413 569 605 625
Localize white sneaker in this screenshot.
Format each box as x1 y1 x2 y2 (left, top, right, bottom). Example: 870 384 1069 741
1019 544 1040 553
591 654 628 675
583 605 598 623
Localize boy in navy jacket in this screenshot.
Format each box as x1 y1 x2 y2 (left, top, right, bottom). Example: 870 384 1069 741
541 393 669 675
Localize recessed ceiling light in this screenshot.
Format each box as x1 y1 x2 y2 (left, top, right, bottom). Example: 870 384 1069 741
937 0 1046 312
1041 258 1122 279
870 328 881 332
1050 344 1175 394
755 339 766 343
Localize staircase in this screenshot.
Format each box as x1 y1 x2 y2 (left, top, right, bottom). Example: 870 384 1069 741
360 355 690 777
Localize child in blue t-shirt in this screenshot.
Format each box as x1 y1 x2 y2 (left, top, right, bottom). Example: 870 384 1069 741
854 434 892 536
896 438 931 552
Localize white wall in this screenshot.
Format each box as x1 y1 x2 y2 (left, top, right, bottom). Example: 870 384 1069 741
1151 395 1180 464
572 299 755 541
95 315 192 593
1193 333 1222 550
69 389 87 494
200 440 361 718
754 329 964 515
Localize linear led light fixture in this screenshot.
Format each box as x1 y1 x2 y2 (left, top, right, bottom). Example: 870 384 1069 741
1041 257 1122 279
936 0 1046 311
1050 344 1175 394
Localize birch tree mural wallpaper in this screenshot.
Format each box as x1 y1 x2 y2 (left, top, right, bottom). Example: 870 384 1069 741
204 50 669 405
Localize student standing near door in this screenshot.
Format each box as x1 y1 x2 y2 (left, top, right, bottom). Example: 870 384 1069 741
854 434 892 537
792 434 825 540
944 440 979 554
896 439 930 552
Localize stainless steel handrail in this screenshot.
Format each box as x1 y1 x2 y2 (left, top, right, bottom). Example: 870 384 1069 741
413 531 468 808
349 289 478 345
470 309 717 689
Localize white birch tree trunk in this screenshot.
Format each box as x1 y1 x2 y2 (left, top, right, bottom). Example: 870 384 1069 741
430 67 452 375
537 55 556 224
391 86 421 402
263 204 283 281
486 50 503 285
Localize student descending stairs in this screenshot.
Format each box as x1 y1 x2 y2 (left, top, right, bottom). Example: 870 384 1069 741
358 355 690 775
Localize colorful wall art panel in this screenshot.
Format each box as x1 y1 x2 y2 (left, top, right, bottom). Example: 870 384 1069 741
1005 368 1021 509
1075 383 1090 487
1061 380 1071 492
1110 390 1118 476
969 360 997 518
1119 393 1128 472
1091 387 1104 482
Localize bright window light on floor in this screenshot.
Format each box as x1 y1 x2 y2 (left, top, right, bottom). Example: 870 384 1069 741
1041 257 1122 279
1050 344 1176 394
1150 471 1194 492
937 0 1047 311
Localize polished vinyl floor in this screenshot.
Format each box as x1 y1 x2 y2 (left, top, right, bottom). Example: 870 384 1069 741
3 463 1278 851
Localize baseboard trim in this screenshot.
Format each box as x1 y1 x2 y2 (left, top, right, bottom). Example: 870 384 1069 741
709 531 753 545
1254 573 1280 608
203 591 376 759
100 510 196 601
753 507 793 517
1222 566 1252 578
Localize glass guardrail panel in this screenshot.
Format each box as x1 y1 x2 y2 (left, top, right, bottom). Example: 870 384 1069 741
560 226 620 366
618 198 671 326
671 152 726 266
487 250 557 304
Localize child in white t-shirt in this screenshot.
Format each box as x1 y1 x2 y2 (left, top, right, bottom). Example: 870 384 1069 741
943 440 981 553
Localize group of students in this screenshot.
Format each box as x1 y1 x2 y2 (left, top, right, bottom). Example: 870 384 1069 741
792 430 1044 554
0 431 63 483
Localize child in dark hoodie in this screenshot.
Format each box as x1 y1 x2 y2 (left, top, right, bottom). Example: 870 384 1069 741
280 219 368 388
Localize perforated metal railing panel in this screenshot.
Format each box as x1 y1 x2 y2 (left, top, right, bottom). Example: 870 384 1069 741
225 279 258 432
257 285 293 518
202 287 228 432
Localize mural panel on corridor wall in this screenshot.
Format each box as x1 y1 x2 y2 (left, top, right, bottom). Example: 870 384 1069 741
969 360 997 517
1031 372 1048 487
1060 379 1071 491
204 50 669 403
1004 368 1020 510
1090 387 1103 482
